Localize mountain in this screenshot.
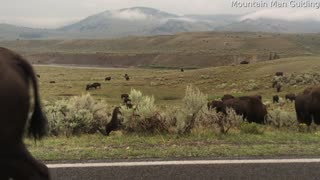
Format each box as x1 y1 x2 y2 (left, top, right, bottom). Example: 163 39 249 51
2 7 320 40
59 7 214 38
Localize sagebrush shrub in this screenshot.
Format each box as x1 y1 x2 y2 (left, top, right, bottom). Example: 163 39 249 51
45 94 111 136
121 89 168 133
266 108 297 128
176 85 208 134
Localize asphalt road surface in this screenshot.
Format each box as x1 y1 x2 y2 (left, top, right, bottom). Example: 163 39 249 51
48 158 320 180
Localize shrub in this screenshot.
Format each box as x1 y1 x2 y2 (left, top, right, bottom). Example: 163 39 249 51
240 122 264 135
196 107 242 134
175 85 208 134
45 94 111 136
266 108 297 128
121 89 168 133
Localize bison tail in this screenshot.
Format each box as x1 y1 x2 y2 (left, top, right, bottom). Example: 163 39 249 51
21 57 48 140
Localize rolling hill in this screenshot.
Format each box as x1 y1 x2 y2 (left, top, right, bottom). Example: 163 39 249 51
1 31 320 68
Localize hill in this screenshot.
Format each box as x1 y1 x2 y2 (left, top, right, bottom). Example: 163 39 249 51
1 32 320 68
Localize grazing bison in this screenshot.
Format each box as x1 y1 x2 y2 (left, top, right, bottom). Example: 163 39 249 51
240 60 249 64
253 95 262 101
212 96 267 124
273 95 279 103
86 82 101 90
121 94 129 100
49 81 55 84
295 87 320 126
125 76 130 81
275 72 284 76
272 81 278 88
285 93 296 102
207 100 223 111
86 84 94 91
105 107 122 136
221 94 235 101
105 77 111 81
276 83 282 92
91 82 101 89
0 47 50 179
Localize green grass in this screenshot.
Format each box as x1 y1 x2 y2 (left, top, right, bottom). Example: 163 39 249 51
26 129 320 161
26 55 320 161
35 56 320 108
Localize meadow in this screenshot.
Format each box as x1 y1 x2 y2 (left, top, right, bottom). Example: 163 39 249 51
26 56 320 161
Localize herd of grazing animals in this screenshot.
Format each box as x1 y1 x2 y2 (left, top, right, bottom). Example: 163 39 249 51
3 47 320 178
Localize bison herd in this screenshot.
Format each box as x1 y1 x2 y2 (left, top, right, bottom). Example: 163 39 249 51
207 86 320 127
86 74 131 91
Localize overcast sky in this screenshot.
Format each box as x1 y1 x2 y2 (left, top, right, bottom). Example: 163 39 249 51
1 0 320 28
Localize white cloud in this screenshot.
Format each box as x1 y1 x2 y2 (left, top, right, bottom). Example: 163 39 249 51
111 9 149 20
240 8 320 22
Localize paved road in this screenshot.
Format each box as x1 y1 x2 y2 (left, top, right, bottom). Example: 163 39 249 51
48 158 320 180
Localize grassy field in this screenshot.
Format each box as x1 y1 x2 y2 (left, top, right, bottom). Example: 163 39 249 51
25 55 320 161
34 56 320 106
27 129 320 161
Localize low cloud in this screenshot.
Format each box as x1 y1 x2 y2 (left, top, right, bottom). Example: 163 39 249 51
0 17 80 28
111 9 149 20
240 9 320 22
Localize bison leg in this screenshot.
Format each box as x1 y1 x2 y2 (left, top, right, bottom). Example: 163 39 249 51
312 112 320 125
1 143 50 180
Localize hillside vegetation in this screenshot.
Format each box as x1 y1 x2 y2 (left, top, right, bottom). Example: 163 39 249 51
2 32 320 68
35 56 320 106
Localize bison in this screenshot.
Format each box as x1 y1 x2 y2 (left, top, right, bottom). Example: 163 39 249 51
221 94 235 101
0 47 50 179
105 107 122 136
86 82 101 90
210 96 267 124
275 72 284 76
273 95 279 103
49 81 55 84
105 77 111 81
181 68 184 72
121 94 129 100
295 87 320 126
285 93 296 102
276 83 282 92
240 60 249 64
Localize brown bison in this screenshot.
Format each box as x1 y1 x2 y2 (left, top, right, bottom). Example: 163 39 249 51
105 107 122 136
275 72 284 76
276 83 282 92
221 94 235 101
210 96 267 124
0 47 50 179
121 94 129 100
207 100 224 111
240 60 249 64
273 95 279 103
105 77 111 81
295 87 320 126
49 81 55 84
285 93 296 102
181 68 184 72
86 82 101 90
